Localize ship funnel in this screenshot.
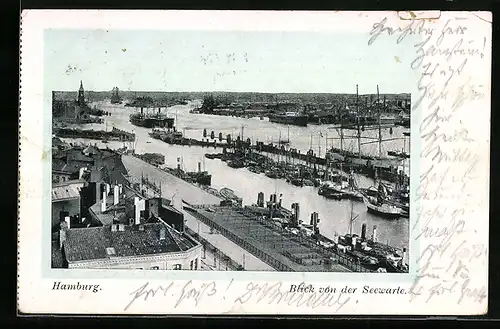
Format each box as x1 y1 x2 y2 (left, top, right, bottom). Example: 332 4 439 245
361 223 367 240
257 192 264 207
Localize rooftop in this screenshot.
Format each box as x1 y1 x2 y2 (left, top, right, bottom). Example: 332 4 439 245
52 179 86 202
52 159 81 174
63 222 198 263
89 185 141 225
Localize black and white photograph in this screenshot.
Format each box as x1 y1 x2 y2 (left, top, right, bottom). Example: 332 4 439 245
49 29 411 273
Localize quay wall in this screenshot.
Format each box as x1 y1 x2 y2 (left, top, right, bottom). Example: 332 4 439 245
184 226 244 271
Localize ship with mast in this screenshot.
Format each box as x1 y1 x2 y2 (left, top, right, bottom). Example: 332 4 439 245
110 86 122 104
324 84 409 218
129 97 175 129
268 96 309 127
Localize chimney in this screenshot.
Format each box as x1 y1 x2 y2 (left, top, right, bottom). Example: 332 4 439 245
113 185 119 205
198 162 202 173
106 183 110 196
257 192 264 207
118 184 123 195
333 232 339 244
59 228 67 250
361 223 367 240
134 197 145 225
373 225 377 242
101 191 106 212
278 194 283 207
352 236 357 249
402 247 408 266
111 224 117 232
64 216 71 229
160 226 166 240
79 167 86 179
96 182 102 203
118 223 125 232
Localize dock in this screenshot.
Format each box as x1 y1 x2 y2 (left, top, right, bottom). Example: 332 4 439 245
185 206 356 272
122 155 222 206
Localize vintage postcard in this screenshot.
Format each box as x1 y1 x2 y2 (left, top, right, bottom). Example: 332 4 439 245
18 10 491 315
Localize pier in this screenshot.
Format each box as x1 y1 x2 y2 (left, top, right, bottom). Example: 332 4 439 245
184 205 365 272
54 127 135 142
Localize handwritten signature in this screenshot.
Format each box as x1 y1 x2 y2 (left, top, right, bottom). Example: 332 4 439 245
234 281 351 311
124 281 217 311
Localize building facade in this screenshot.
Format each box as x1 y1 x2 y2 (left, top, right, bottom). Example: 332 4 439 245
62 223 202 270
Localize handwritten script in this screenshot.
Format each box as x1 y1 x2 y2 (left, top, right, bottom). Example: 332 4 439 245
124 280 351 312
368 16 488 307
124 280 218 311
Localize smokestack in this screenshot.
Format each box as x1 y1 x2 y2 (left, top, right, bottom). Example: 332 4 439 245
96 183 102 203
278 194 283 207
198 162 202 173
64 216 71 229
361 223 367 240
134 197 145 225
134 197 140 225
106 183 110 196
373 225 377 242
101 191 106 212
257 192 264 207
114 185 119 205
352 236 357 248
118 184 123 195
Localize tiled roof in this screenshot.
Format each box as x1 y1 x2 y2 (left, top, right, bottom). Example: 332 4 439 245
64 223 197 262
66 151 94 163
52 159 80 174
52 180 85 201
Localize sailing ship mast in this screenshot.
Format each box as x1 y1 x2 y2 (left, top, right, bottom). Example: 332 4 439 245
356 85 361 161
377 85 382 158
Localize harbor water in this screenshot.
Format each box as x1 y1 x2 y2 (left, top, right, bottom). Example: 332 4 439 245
61 101 410 249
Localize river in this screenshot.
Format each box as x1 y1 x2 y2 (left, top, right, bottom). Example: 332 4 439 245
61 100 410 249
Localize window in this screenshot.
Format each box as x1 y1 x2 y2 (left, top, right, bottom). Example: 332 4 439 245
151 266 159 270
194 258 198 270
135 268 143 270
173 264 182 270
190 260 194 270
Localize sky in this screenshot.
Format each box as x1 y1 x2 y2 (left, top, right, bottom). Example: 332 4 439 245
45 29 418 94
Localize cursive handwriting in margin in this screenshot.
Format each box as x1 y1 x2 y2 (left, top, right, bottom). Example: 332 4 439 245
124 281 217 311
234 281 351 312
368 16 488 306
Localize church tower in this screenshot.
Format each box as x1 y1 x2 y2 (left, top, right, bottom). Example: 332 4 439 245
77 80 85 105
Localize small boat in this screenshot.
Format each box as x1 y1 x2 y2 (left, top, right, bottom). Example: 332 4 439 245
228 160 245 169
363 196 402 219
248 166 263 174
265 170 278 179
388 150 410 159
219 187 238 200
385 258 409 273
204 153 217 160
290 178 304 187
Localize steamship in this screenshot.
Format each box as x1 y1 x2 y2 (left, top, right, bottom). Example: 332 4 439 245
268 112 309 127
129 107 175 129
